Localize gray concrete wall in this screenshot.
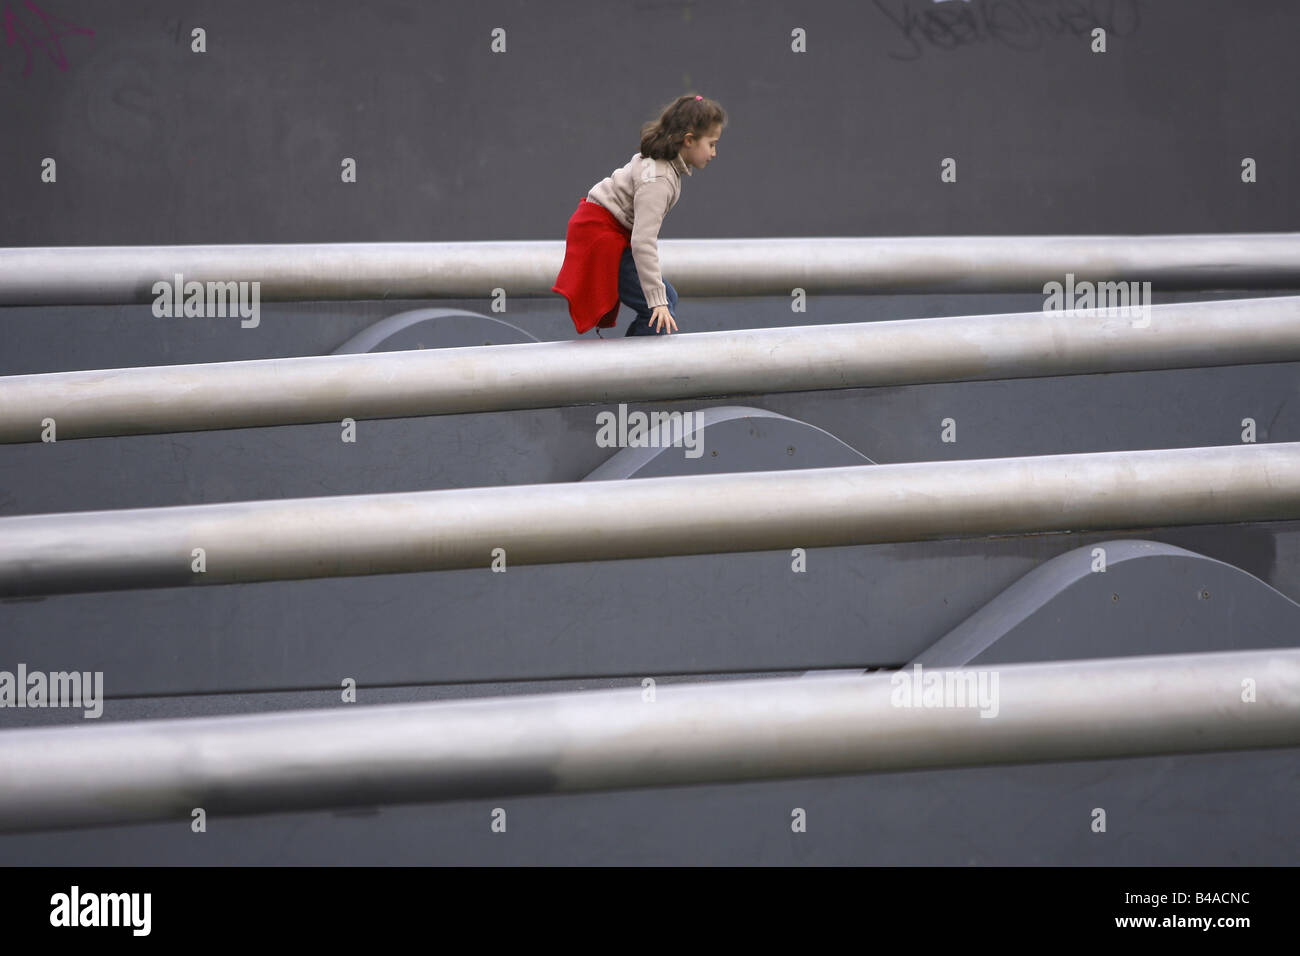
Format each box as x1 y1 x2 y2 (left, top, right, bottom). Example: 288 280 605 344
1 0 1297 864
2 0 1295 243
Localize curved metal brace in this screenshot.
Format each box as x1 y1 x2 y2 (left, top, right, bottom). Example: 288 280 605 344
332 308 540 354
581 405 876 481
910 540 1300 667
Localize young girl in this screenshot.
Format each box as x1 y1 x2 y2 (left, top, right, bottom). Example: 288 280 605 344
552 94 725 337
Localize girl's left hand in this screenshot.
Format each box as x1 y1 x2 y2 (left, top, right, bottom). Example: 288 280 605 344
650 305 678 334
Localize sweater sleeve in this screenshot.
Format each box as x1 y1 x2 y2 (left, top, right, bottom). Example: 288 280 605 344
629 174 675 310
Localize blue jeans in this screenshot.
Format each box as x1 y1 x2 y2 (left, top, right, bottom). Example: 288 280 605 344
619 245 678 336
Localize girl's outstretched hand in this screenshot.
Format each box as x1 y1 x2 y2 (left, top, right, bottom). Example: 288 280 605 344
650 305 678 334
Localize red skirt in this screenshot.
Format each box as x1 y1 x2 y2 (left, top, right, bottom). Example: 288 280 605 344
552 197 632 334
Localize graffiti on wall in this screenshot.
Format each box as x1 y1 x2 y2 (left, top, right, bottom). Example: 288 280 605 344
874 0 1140 59
2 0 93 77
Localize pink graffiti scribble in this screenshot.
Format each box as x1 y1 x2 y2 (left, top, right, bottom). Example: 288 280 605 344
3 0 94 77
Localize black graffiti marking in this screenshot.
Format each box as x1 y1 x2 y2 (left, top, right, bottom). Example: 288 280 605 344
873 0 1140 60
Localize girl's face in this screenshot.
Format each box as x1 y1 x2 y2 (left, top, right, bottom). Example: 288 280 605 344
681 124 722 170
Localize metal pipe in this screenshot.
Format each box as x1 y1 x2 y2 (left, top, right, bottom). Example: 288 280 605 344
0 649 1295 832
1 443 1298 597
2 234 1299 305
2 295 1298 443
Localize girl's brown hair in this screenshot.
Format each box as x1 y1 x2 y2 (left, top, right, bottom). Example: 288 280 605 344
639 94 726 160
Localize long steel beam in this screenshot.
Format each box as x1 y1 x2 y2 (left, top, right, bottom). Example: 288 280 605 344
2 234 1299 305
1 443 1298 597
2 295 1298 443
0 649 1295 832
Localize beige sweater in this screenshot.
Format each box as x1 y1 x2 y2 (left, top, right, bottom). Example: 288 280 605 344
586 151 692 310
